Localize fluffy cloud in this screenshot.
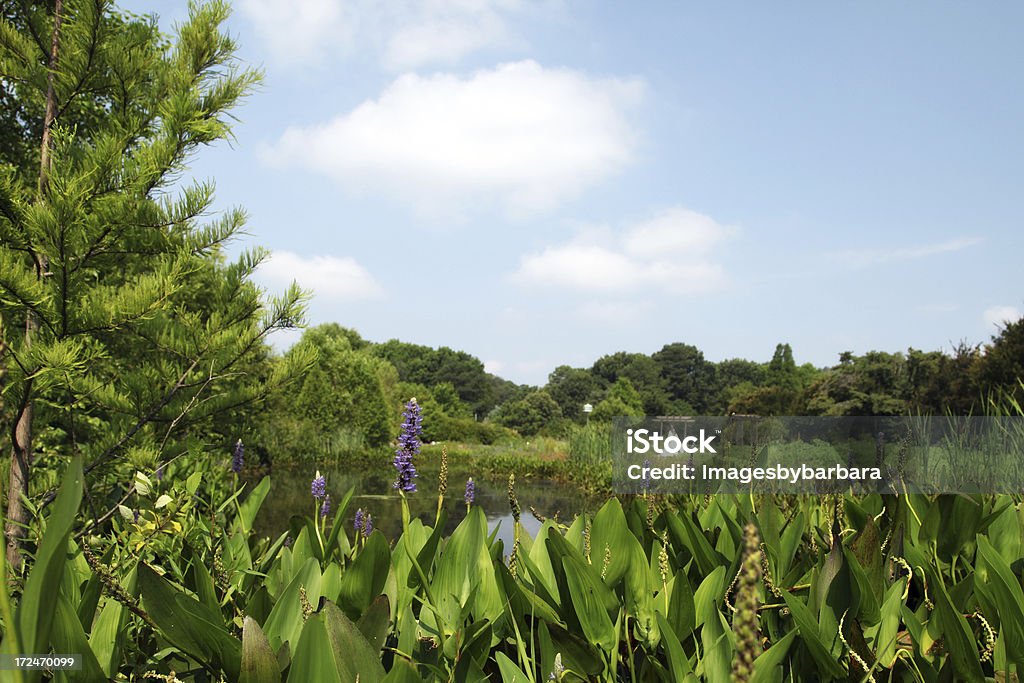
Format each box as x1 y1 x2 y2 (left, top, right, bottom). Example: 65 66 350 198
262 61 644 215
238 0 355 66
983 305 1021 329
258 251 382 300
238 0 534 70
512 207 736 295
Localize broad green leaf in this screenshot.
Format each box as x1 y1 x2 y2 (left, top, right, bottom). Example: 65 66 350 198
337 530 391 621
874 578 907 667
89 584 129 678
17 456 83 672
356 595 391 653
562 554 616 651
237 477 271 534
750 629 797 683
666 567 696 640
381 659 420 683
780 589 845 679
49 593 105 683
428 507 486 632
262 557 323 653
323 601 386 683
692 566 726 631
138 563 241 679
927 565 984 683
655 611 693 680
976 535 1024 665
285 614 342 683
495 651 531 682
241 616 281 683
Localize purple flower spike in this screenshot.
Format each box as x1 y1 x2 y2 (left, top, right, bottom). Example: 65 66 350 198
363 513 373 536
465 478 475 506
155 464 165 481
231 439 244 474
311 470 326 500
354 508 364 533
393 399 422 492
320 494 331 518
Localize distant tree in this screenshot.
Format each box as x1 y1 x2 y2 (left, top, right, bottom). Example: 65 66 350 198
727 385 796 416
710 358 768 412
905 345 981 414
804 351 907 416
652 343 716 413
977 316 1024 405
287 327 392 447
591 377 645 422
487 373 527 413
767 343 799 391
545 365 601 423
432 381 471 418
372 340 496 416
497 389 562 436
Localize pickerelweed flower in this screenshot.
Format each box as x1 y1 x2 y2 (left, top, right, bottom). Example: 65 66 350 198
231 439 244 474
320 494 331 518
393 398 422 492
363 513 373 535
354 508 364 533
464 477 475 506
155 464 165 481
311 470 326 500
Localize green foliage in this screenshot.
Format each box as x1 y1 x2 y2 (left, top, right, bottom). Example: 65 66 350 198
591 377 644 422
978 317 1024 405
546 365 602 423
6 436 1024 681
373 339 498 416
0 0 311 503
653 343 717 413
279 325 393 449
497 389 563 436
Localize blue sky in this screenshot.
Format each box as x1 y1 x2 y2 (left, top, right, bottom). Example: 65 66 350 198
131 1 1022 385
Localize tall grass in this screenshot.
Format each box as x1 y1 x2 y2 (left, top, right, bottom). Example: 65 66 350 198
568 422 613 493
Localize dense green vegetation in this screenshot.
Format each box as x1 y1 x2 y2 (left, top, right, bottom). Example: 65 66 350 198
4 447 1024 681
2 1 1023 681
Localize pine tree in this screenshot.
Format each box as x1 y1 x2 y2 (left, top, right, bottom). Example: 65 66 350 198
0 0 312 569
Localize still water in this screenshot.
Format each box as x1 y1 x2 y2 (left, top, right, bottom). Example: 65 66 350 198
250 465 596 551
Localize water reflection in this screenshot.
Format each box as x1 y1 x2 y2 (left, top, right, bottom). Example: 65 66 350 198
249 465 595 552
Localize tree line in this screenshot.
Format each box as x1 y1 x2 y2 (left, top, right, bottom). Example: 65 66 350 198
258 319 1024 446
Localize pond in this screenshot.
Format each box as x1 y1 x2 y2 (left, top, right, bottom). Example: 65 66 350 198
249 463 598 552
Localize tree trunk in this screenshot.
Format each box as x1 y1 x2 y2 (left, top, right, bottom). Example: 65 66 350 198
6 0 63 572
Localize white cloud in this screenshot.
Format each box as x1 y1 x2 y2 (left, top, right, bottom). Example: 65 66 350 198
237 0 355 66
262 61 644 215
238 0 537 70
483 359 504 375
832 237 983 269
512 207 736 295
259 251 382 300
983 305 1021 329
